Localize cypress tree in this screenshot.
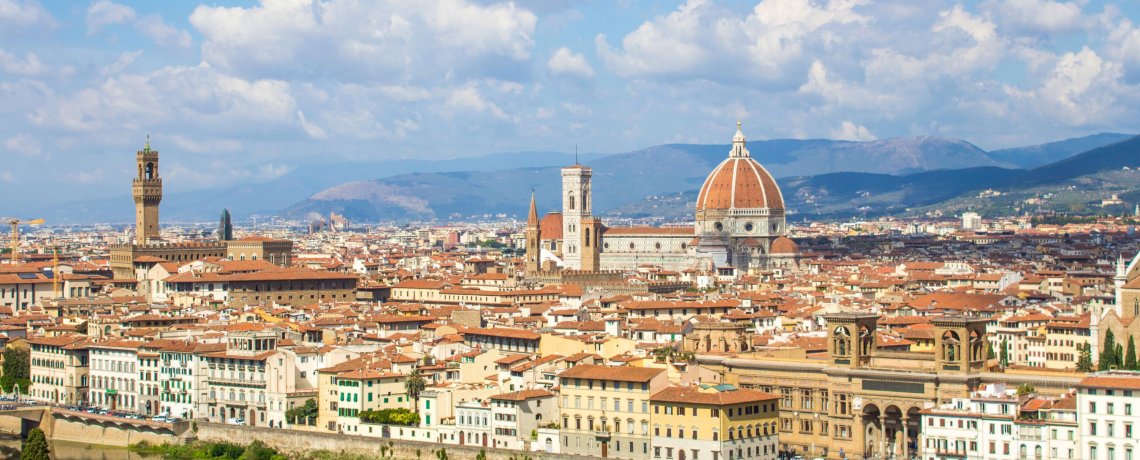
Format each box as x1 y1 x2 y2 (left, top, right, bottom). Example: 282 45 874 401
1101 330 1117 370
1128 336 1138 370
1077 343 1094 372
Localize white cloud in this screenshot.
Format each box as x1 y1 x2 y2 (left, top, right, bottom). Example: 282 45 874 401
167 134 243 154
1006 47 1126 126
444 85 507 119
830 120 876 141
547 47 594 79
983 0 1084 34
67 170 104 184
137 14 192 49
297 110 326 139
596 0 867 84
30 63 298 134
189 0 537 83
4 133 41 155
86 0 135 36
100 50 142 77
0 0 53 29
0 49 49 76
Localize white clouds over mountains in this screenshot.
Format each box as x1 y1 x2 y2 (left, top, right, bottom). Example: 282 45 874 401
1 0 1140 199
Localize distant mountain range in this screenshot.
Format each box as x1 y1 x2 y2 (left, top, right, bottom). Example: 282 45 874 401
286 134 1137 222
987 133 1134 168
36 132 1136 223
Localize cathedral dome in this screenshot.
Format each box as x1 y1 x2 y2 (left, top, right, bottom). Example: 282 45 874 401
695 122 784 211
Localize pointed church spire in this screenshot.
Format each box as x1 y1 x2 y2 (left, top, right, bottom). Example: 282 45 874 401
527 190 539 227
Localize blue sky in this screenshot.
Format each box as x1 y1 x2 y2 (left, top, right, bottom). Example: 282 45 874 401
2 0 1140 202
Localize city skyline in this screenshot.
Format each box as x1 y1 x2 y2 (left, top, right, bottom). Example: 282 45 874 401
2 0 1140 205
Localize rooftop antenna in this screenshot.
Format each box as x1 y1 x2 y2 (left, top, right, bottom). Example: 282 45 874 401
575 145 578 165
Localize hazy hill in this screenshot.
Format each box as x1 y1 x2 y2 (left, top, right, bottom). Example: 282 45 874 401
287 136 1013 221
38 151 602 223
37 133 1135 223
988 133 1133 168
612 135 1140 220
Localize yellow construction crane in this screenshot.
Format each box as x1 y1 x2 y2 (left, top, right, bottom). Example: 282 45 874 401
6 218 44 263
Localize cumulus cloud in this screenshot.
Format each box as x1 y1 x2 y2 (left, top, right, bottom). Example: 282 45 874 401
0 0 53 29
86 0 135 36
29 63 298 134
596 0 867 85
137 14 192 49
546 47 594 79
983 0 1084 34
1006 47 1126 126
0 49 49 76
86 1 191 49
189 0 537 83
830 121 876 141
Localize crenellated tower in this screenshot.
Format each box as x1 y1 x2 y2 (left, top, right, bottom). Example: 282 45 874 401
132 135 162 244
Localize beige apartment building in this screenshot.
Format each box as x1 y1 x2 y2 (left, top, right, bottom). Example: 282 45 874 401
558 364 668 459
28 334 89 405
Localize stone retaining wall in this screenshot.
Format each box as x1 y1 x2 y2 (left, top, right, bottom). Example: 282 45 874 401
197 422 583 460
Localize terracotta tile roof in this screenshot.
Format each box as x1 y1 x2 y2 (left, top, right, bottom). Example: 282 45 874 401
651 385 778 405
462 327 541 341
490 389 554 401
539 213 563 240
559 364 664 383
1080 374 1140 390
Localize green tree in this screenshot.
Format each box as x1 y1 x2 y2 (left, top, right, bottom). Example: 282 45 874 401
22 428 50 460
0 347 31 393
1077 343 1094 372
285 398 318 425
999 338 1010 367
405 368 427 409
987 342 996 360
1128 336 1138 370
1016 383 1036 395
1118 344 1125 369
1101 330 1118 370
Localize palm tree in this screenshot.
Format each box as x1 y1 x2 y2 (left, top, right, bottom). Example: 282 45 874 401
405 368 427 411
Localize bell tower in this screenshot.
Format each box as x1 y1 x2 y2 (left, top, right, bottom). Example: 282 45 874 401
932 316 988 374
525 192 541 276
561 164 592 270
133 135 162 244
825 313 878 368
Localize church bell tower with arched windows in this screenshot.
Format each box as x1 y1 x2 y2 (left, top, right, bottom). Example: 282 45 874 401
133 135 162 244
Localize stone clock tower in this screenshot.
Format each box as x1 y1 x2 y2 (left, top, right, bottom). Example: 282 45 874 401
133 135 162 244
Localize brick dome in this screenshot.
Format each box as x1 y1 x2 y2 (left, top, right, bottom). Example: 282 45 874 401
695 123 784 211
770 236 798 254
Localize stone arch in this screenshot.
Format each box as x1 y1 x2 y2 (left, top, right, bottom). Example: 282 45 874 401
941 331 961 362
834 326 851 357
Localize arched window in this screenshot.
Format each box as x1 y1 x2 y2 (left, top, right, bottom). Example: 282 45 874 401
568 193 576 210
834 326 850 357
145 162 155 180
